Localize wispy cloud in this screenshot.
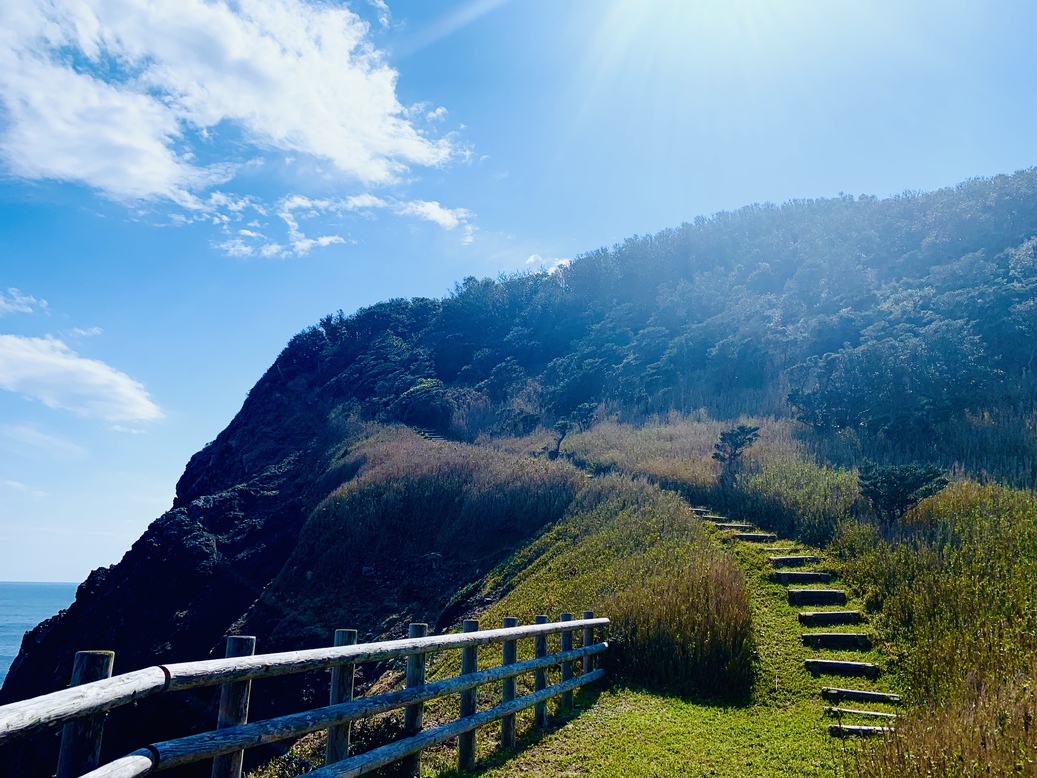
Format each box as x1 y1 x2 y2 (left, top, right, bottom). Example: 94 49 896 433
216 194 475 257
2 422 86 459
525 254 571 273
0 335 162 422
0 288 48 316
2 478 47 498
0 0 456 204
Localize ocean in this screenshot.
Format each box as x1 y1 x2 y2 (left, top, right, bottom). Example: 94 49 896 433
0 581 78 687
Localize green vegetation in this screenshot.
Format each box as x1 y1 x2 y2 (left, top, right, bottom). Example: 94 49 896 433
240 172 1037 775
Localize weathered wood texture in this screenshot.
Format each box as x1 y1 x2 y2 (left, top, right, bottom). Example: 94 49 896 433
798 610 861 627
458 620 478 771
0 667 168 746
805 659 880 679
772 571 832 584
211 636 256 778
559 613 573 712
56 650 115 778
533 615 548 728
500 616 518 749
824 707 897 720
0 618 607 746
582 611 595 673
402 623 427 778
829 724 893 738
79 751 155 778
304 669 607 778
769 555 819 568
141 644 607 770
787 589 847 606
820 687 900 705
801 632 871 650
325 629 358 766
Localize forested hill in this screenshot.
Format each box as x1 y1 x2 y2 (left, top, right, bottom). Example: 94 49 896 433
222 167 1037 488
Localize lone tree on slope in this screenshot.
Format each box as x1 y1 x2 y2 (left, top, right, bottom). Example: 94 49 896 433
713 424 761 487
857 461 948 526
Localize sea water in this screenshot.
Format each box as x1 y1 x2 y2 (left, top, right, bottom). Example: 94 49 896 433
0 581 78 686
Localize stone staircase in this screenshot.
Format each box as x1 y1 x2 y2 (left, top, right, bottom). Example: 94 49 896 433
699 508 900 739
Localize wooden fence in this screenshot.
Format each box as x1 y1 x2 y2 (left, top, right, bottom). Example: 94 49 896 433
0 613 609 778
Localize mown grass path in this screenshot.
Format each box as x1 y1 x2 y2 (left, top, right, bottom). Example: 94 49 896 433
435 501 898 777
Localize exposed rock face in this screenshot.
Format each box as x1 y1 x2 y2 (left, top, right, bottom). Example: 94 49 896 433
0 336 338 775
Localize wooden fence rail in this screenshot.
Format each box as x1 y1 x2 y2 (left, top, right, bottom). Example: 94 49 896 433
0 614 608 778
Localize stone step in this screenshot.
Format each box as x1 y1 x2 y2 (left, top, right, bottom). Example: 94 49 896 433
715 522 754 531
733 532 778 542
829 724 893 738
691 508 710 516
703 514 725 521
824 707 898 720
788 589 847 606
769 555 818 568
805 659 880 679
773 570 833 584
799 610 862 627
802 632 872 650
821 687 901 705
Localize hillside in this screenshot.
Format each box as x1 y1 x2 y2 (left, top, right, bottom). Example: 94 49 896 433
5 170 1037 775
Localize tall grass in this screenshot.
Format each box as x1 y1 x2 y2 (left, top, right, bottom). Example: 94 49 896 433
562 414 862 545
605 555 754 700
837 483 1037 776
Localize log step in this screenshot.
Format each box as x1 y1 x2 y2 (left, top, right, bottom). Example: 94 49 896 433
802 632 872 650
702 514 726 521
829 724 892 738
734 532 778 542
788 589 847 606
691 508 710 516
773 570 832 584
715 522 754 531
769 555 818 568
799 610 861 626
805 659 879 679
825 707 898 720
821 687 901 705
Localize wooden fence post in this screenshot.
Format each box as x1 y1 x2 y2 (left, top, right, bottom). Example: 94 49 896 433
325 628 358 765
559 613 573 712
211 636 256 778
55 650 115 778
534 615 548 728
458 619 479 771
500 616 518 749
402 623 428 778
582 611 595 672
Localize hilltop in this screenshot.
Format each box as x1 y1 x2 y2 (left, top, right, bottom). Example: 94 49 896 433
5 169 1037 775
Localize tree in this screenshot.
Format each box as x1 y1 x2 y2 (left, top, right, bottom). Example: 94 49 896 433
857 461 948 525
712 425 760 486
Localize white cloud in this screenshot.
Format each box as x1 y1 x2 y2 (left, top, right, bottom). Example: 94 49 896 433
2 479 47 498
367 0 392 28
525 254 571 272
0 0 455 202
427 106 448 122
215 192 474 257
393 199 471 230
2 422 86 459
0 288 48 316
67 326 104 338
0 335 162 422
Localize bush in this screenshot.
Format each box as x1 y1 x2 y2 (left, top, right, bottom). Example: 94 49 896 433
605 554 755 700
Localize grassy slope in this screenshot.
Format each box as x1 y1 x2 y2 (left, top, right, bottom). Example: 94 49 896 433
252 418 895 777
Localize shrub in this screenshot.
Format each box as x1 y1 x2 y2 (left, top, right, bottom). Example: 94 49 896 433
605 554 755 700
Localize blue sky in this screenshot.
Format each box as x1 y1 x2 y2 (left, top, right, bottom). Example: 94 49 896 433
2 0 1036 581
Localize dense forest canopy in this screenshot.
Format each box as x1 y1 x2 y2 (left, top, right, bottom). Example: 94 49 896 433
263 169 1037 485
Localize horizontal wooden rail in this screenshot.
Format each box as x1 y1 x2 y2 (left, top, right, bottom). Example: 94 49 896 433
0 618 608 746
76 643 608 777
308 670 606 778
